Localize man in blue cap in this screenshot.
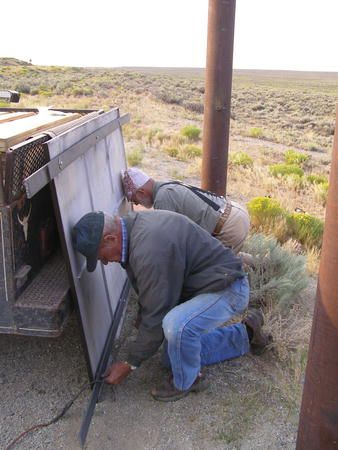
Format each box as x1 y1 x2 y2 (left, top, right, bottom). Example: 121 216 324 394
72 210 269 402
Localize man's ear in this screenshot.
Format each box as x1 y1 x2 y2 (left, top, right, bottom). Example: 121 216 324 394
103 234 117 244
137 187 145 196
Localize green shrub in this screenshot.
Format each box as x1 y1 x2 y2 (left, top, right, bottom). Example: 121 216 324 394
157 91 183 105
248 127 264 138
39 89 53 97
252 103 265 111
15 83 31 94
284 149 310 166
287 212 324 249
307 144 324 153
183 101 204 114
181 144 202 158
127 148 143 166
248 198 323 249
165 147 179 158
230 151 254 167
72 87 93 96
242 233 308 311
269 164 304 178
38 84 53 97
306 174 327 185
180 125 201 141
247 197 285 228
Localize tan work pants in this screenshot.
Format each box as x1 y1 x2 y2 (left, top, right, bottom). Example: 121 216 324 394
214 201 250 253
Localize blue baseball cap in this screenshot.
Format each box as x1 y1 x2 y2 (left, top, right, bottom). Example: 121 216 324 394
72 211 104 272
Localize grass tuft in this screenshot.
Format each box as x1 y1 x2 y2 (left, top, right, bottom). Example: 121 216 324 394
180 125 201 141
287 212 323 249
306 173 327 185
269 164 304 178
127 147 144 166
247 197 285 228
284 149 310 166
230 151 254 167
248 127 264 138
313 181 329 206
164 147 179 158
180 144 202 158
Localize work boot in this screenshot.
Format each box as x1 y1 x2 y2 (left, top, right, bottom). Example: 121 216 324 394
243 309 272 355
151 371 209 402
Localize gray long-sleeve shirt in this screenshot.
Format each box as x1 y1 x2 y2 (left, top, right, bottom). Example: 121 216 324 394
153 181 225 233
122 210 245 367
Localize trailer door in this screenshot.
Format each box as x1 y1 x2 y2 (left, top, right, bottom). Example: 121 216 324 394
24 108 131 380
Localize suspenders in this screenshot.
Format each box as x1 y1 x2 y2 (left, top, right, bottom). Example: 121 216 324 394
159 181 225 212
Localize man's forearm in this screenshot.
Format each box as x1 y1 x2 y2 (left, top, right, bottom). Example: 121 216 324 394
127 327 164 366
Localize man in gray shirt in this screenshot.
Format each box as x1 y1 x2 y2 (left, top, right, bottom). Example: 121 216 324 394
72 210 268 402
122 167 250 253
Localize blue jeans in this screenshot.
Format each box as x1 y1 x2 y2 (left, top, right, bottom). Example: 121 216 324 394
162 276 250 391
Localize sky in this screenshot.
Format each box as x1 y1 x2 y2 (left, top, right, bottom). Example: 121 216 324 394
1 0 338 72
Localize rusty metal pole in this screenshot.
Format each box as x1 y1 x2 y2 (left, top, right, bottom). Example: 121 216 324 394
296 105 338 449
201 0 236 195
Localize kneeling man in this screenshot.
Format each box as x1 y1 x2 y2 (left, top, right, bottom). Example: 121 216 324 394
72 210 267 402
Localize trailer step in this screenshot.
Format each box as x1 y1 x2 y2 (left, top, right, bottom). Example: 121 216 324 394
12 252 72 336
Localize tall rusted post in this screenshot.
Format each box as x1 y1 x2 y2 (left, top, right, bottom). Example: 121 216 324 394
201 0 236 195
296 105 338 449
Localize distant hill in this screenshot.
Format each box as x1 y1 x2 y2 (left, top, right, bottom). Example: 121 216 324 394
0 57 32 66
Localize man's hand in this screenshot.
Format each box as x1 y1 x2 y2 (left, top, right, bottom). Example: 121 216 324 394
104 361 132 385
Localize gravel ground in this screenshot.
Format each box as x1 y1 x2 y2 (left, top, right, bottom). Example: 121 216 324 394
1 291 299 450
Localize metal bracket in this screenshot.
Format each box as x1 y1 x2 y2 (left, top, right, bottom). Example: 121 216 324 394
23 113 130 199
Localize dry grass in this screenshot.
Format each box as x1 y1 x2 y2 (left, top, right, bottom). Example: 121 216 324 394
305 247 321 274
1 63 336 152
263 305 312 413
264 307 312 365
228 158 327 220
239 231 316 425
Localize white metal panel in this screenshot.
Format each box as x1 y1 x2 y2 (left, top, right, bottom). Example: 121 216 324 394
46 109 130 377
